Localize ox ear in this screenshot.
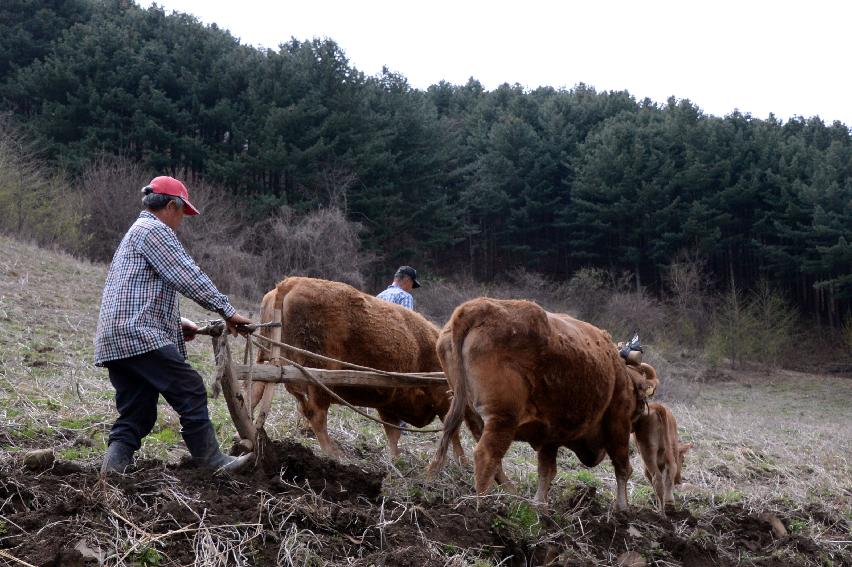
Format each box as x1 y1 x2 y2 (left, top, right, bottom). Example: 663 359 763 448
679 442 694 454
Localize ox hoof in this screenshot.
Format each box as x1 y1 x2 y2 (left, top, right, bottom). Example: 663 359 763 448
321 445 344 459
425 461 443 478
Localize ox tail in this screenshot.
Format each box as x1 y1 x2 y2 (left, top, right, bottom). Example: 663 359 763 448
429 309 477 475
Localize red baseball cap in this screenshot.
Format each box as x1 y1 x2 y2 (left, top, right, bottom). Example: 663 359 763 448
147 176 200 215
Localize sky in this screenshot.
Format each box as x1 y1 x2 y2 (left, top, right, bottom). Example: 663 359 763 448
137 0 852 125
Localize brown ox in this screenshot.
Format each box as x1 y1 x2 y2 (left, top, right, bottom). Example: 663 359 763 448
254 276 471 460
429 298 648 509
632 402 693 514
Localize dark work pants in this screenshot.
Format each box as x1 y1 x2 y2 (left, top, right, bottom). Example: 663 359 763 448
104 345 210 451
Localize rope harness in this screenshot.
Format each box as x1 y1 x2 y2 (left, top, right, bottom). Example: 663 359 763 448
248 335 443 433
199 320 446 434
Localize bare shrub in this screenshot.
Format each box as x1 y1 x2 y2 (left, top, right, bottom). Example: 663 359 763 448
76 155 153 261
46 155 372 304
416 278 494 325
705 282 797 368
842 315 852 351
645 350 704 405
503 267 555 302
0 115 84 250
250 206 374 292
598 290 667 344
177 180 262 301
299 165 358 211
705 285 754 368
417 269 580 326
747 281 799 364
559 267 610 320
665 251 715 346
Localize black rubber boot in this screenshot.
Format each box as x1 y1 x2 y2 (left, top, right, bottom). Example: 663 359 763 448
100 441 134 475
183 423 252 474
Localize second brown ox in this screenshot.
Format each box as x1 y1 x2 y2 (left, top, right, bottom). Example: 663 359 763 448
429 298 650 509
254 276 471 460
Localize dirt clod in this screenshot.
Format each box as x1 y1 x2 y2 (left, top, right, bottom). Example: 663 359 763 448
22 448 54 470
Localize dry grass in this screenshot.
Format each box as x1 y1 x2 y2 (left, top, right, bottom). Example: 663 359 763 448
1 234 850 566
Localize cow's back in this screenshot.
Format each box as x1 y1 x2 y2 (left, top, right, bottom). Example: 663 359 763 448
447 299 621 444
433 297 641 507
273 276 440 372
267 277 446 422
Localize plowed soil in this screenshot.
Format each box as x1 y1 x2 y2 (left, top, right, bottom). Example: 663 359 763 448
1 440 848 567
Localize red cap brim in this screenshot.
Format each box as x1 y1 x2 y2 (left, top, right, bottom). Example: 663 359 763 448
183 199 200 216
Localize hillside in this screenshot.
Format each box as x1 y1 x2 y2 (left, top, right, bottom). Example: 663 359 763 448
0 235 850 566
1 1 851 322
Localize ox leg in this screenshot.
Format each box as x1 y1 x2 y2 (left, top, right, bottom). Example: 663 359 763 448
287 388 316 435
310 408 341 456
473 417 516 496
245 382 267 414
378 411 403 460
450 429 469 466
663 464 676 508
462 409 508 483
636 443 665 513
300 392 342 457
534 444 559 505
606 439 632 512
493 465 513 489
383 424 402 460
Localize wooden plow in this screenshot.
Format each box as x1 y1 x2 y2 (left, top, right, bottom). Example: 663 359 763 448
196 317 448 467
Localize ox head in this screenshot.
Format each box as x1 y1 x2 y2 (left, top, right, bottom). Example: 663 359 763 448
674 441 694 484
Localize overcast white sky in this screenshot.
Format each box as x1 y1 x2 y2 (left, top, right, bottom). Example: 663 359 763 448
138 0 852 125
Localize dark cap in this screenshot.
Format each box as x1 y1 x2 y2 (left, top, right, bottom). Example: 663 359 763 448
394 266 421 288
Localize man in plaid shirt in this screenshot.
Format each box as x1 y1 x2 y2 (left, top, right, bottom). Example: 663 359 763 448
376 266 421 310
95 176 253 475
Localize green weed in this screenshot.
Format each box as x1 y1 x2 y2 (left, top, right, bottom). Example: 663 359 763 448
560 468 601 488
58 446 96 460
135 546 162 566
493 501 541 539
718 489 744 504
148 427 180 445
787 518 808 534
632 484 656 507
58 415 101 429
29 397 60 411
12 424 49 441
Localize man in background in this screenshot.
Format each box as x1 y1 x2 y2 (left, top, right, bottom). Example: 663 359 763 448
376 266 422 432
376 266 421 310
95 176 253 475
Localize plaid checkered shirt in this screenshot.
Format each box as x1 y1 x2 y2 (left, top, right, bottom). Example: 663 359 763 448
376 283 414 310
94 211 236 366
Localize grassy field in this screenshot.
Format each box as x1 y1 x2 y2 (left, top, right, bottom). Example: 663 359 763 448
0 235 850 566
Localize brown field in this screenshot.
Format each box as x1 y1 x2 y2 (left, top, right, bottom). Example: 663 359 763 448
0 236 850 567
